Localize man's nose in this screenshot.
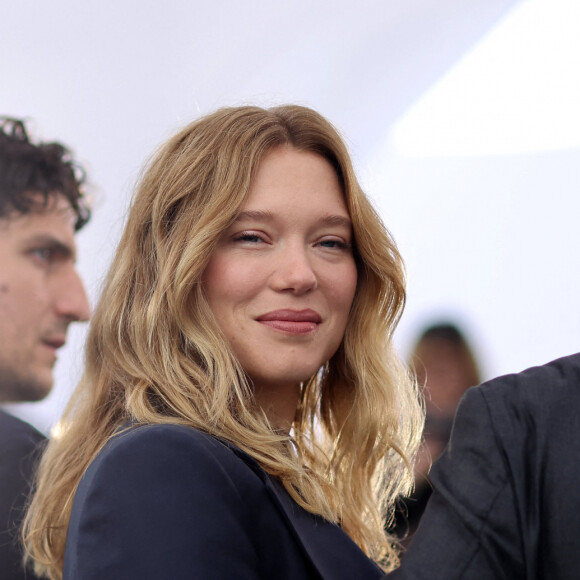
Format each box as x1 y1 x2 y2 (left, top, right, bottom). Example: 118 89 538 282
54 268 91 322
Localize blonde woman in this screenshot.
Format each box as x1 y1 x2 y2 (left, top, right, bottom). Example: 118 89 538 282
24 105 423 579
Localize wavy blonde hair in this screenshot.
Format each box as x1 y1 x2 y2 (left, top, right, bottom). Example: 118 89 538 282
24 105 423 578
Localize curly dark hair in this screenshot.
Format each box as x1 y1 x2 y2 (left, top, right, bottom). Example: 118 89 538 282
0 117 90 230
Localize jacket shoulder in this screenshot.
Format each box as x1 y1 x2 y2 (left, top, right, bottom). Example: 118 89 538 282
473 352 580 423
0 410 45 445
65 424 272 578
88 423 265 490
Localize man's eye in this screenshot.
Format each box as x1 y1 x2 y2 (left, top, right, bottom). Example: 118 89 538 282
31 248 54 261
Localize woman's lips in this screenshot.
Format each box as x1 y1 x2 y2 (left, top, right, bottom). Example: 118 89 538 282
256 309 322 334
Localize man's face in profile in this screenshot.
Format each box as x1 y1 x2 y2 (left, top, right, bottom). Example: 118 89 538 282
0 193 90 402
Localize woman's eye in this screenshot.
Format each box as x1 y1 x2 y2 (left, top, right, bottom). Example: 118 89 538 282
318 239 350 250
233 232 265 244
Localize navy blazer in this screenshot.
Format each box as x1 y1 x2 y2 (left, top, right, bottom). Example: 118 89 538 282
390 353 580 580
0 409 45 580
64 424 384 579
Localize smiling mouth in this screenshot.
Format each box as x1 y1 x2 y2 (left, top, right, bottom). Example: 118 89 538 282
256 309 322 335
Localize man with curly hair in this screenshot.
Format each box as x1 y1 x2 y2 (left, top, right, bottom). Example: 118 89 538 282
0 118 91 579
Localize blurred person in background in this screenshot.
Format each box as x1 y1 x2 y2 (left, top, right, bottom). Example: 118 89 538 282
0 117 90 579
391 323 480 545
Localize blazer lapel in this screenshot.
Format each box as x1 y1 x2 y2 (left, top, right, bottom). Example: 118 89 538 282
263 475 385 579
224 439 385 579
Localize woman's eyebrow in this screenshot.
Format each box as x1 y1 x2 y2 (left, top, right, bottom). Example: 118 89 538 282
319 214 352 228
234 210 273 223
234 211 351 229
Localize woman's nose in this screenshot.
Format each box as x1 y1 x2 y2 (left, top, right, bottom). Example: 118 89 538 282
270 245 317 295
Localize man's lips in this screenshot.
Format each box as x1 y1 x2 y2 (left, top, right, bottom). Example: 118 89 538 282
256 309 322 334
41 337 66 350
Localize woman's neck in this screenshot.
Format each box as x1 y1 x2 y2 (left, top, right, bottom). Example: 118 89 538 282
253 381 301 432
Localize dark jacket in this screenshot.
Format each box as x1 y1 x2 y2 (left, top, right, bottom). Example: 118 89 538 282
390 353 580 579
64 423 384 579
0 409 45 580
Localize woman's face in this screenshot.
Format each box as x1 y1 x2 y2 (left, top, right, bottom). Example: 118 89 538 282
203 146 357 422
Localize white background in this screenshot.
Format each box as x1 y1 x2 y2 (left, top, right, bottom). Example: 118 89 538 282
2 0 579 433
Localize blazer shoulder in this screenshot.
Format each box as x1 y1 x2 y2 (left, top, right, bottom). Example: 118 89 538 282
66 424 275 579
472 352 580 422
92 423 263 485
0 410 45 445
106 422 227 453
0 410 46 470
